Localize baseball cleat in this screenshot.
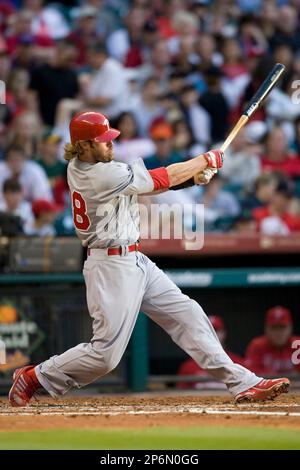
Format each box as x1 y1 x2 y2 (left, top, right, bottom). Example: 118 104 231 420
9 365 41 407
235 378 290 404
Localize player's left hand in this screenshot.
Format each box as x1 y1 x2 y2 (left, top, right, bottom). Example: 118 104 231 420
194 168 217 185
204 149 224 169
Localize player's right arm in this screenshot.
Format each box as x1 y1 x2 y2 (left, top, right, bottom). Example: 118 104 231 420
89 150 223 198
145 150 224 194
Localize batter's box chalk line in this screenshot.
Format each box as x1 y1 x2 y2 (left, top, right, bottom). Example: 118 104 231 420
1 404 300 418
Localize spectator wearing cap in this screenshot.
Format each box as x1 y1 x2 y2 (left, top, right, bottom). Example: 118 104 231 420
68 5 102 66
71 0 121 40
141 19 160 64
36 131 65 190
253 179 300 234
177 315 245 389
144 121 183 170
29 40 79 126
245 306 300 376
0 177 34 233
0 145 52 204
261 127 300 179
220 127 261 187
26 198 60 236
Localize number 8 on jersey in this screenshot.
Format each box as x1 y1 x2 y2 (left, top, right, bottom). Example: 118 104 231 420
72 191 91 231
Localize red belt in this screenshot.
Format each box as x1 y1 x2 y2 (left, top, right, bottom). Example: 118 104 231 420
87 242 140 256
108 242 140 256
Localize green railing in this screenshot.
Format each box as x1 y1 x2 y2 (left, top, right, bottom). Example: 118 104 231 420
1 267 300 287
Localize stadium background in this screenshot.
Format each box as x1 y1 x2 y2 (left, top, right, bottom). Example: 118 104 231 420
0 0 300 417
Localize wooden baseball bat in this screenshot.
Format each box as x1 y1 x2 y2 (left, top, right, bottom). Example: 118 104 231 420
220 63 285 153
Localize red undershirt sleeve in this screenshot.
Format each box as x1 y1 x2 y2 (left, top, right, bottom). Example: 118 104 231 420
148 167 170 191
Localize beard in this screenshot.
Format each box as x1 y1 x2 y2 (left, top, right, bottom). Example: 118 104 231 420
94 145 114 162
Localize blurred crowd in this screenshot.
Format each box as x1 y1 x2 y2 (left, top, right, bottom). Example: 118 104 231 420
178 305 300 388
1 0 300 236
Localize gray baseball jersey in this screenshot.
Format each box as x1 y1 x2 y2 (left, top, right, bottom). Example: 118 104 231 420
36 155 261 398
67 157 154 248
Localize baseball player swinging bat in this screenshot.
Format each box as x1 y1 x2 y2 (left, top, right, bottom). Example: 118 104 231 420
8 69 290 407
220 63 285 153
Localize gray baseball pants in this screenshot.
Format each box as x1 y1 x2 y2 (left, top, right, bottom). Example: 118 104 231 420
36 249 261 397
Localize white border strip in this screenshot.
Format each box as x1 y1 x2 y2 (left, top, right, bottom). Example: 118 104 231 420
1 408 300 417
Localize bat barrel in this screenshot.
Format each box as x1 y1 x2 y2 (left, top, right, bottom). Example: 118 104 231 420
244 63 285 118
220 63 285 154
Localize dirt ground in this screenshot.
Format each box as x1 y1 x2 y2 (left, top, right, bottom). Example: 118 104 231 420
0 393 300 431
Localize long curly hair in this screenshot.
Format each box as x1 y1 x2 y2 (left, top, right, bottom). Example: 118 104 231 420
63 142 84 161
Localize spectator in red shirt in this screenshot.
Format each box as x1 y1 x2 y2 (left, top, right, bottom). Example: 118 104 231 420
221 37 248 80
106 6 148 65
261 126 300 178
6 10 54 57
253 179 300 234
68 6 101 66
245 306 300 376
177 315 244 390
0 1 15 36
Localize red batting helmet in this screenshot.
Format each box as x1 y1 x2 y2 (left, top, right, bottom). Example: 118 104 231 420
69 111 120 145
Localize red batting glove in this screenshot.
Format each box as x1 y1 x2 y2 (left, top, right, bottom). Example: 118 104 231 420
203 149 224 169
